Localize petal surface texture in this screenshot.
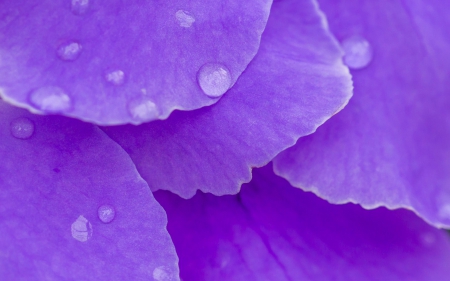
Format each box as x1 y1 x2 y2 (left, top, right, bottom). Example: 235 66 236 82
0 0 271 125
155 165 450 281
104 0 353 198
0 101 179 280
273 0 450 228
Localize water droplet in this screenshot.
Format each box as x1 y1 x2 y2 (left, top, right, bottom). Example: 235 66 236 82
439 204 450 219
71 215 93 242
175 10 195 28
97 205 115 223
71 0 90 15
153 266 170 281
127 96 159 122
10 117 34 139
197 63 232 98
29 86 72 113
420 232 436 246
341 36 373 69
105 70 125 86
57 42 82 61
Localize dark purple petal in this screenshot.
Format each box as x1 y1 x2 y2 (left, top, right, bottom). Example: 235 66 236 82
0 0 271 125
103 0 352 198
273 0 450 228
0 100 179 280
155 164 450 281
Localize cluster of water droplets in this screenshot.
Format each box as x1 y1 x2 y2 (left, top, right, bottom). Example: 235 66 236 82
127 96 159 122
10 117 35 139
29 86 72 113
341 35 373 69
57 41 83 61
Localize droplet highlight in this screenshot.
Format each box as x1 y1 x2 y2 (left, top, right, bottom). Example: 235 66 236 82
10 117 34 139
57 42 82 61
105 70 125 86
127 96 159 122
175 10 195 28
341 36 373 69
71 215 93 242
29 86 72 113
97 205 116 223
197 63 232 98
71 0 90 15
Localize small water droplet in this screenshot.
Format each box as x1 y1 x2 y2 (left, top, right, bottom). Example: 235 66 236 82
10 117 34 139
420 232 436 246
71 215 93 242
153 266 170 281
175 10 195 28
439 204 450 219
105 70 125 86
197 63 232 98
57 42 82 61
341 36 373 69
71 0 90 15
97 205 115 223
127 96 159 122
29 86 72 113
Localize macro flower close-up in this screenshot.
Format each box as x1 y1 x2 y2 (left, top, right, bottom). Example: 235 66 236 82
1 0 450 280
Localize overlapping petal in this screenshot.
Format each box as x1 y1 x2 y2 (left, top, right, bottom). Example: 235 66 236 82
155 164 450 281
0 0 271 125
273 0 450 228
0 100 178 280
103 0 352 198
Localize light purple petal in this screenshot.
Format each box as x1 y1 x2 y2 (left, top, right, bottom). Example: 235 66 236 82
0 0 271 125
273 0 450 228
103 0 352 198
0 100 179 280
155 164 450 281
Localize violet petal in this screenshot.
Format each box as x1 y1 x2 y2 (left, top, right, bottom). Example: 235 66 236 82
0 0 271 125
0 100 179 280
155 164 450 280
103 0 353 198
273 0 450 228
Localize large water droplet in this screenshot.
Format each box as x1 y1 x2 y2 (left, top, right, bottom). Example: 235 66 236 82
105 70 125 86
341 36 373 69
175 10 195 28
127 96 159 122
97 204 115 223
29 86 72 113
10 117 34 139
57 42 82 61
71 0 90 15
71 215 93 242
197 63 232 98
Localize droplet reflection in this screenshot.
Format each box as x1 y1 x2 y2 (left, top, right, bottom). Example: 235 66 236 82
29 86 72 113
175 10 195 28
57 42 82 61
71 215 93 242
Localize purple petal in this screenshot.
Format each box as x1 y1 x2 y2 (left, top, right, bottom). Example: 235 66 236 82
0 0 271 125
155 164 450 281
0 100 179 280
273 0 450 228
103 0 352 198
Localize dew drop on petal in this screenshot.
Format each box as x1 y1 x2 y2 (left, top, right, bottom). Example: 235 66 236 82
57 42 82 61
97 205 116 223
175 10 195 28
197 63 232 98
71 0 90 15
127 96 159 122
341 36 373 69
71 215 93 242
29 86 72 113
10 117 34 139
153 266 170 281
105 70 125 86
